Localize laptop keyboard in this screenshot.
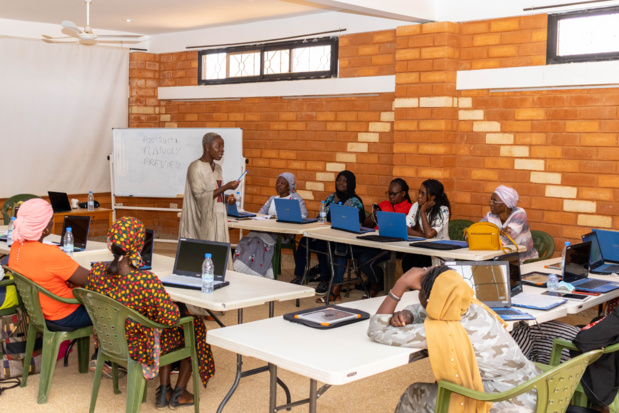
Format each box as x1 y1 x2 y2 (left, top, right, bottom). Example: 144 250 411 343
493 309 523 316
601 264 619 272
575 279 613 289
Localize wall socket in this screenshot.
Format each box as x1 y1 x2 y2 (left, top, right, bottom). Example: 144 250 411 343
170 203 178 209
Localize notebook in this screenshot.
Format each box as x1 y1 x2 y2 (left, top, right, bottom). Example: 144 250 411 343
330 203 373 234
161 238 231 291
274 198 317 224
494 252 566 310
446 260 535 320
227 203 256 218
58 215 91 251
48 191 72 213
582 232 619 274
561 241 619 293
358 211 422 242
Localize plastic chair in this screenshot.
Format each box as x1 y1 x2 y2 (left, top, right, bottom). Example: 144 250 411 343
272 235 296 280
524 230 556 263
72 288 201 413
7 267 92 404
448 219 474 241
2 194 41 224
435 349 603 413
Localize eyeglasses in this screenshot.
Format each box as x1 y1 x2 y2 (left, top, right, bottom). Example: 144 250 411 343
386 191 402 197
489 198 503 205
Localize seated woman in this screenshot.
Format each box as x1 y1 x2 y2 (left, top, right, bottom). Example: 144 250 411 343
234 172 307 278
8 198 91 331
87 217 215 409
291 170 364 303
401 179 451 273
367 266 540 412
356 178 413 297
481 185 538 263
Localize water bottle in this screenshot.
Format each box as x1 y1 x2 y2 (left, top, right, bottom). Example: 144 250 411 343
319 201 327 223
235 191 242 210
547 272 559 291
87 191 95 211
562 241 571 269
63 227 74 257
201 253 214 294
6 217 15 248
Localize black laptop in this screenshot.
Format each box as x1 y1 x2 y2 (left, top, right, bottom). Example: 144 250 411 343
48 191 72 213
58 215 91 251
561 241 619 293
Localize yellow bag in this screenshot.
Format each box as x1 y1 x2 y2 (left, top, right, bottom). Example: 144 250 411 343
464 222 516 253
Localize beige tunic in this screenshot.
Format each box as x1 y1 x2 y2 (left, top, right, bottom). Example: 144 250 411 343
179 160 229 244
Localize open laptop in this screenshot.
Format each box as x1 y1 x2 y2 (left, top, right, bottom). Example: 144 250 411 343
57 215 91 251
330 203 373 234
446 260 535 320
582 232 619 274
591 229 619 268
140 229 155 270
48 191 72 213
227 203 256 218
358 211 424 242
561 241 619 293
274 198 317 224
161 238 231 291
494 252 566 310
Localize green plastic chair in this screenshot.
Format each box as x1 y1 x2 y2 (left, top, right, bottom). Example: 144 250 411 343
7 267 92 404
448 219 474 241
272 234 296 280
2 194 41 224
435 349 603 413
524 230 556 264
72 288 201 413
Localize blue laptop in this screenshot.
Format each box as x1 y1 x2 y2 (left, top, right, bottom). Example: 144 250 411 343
376 211 424 242
273 198 317 224
330 203 373 234
582 232 619 274
562 241 619 293
227 203 256 218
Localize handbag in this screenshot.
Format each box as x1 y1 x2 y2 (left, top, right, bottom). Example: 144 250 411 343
0 309 42 379
464 222 517 253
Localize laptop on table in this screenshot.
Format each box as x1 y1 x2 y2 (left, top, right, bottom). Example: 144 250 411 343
161 238 231 291
446 260 535 320
48 191 72 213
94 228 155 269
586 230 619 274
227 203 256 218
330 203 373 234
561 241 619 293
57 215 91 251
273 198 317 224
358 211 423 242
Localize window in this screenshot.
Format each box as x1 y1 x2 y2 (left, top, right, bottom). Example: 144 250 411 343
198 37 338 85
548 6 619 64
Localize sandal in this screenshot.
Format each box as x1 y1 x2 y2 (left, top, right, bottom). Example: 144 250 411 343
169 387 194 409
155 384 173 410
316 292 341 304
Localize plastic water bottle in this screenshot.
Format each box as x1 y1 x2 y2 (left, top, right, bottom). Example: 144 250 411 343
547 272 559 291
201 253 214 294
6 217 15 248
63 227 74 257
562 241 571 269
235 191 242 210
319 201 327 223
87 191 95 211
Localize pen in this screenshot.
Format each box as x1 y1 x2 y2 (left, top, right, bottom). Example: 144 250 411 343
237 170 248 181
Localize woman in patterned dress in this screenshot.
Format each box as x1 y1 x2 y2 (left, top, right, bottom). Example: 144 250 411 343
87 217 215 409
367 266 541 412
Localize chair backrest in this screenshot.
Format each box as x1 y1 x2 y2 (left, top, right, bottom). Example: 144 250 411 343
528 230 555 263
8 268 50 332
2 194 41 224
72 288 171 362
448 219 474 241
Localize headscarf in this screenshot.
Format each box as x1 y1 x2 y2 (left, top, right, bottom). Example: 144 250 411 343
423 269 491 413
106 217 145 268
278 172 296 192
335 170 361 205
494 185 519 209
12 199 54 243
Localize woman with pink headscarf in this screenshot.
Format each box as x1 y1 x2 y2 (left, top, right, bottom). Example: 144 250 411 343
8 198 92 331
481 185 538 263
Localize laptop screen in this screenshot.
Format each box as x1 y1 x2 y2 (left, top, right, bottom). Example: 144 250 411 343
446 261 511 308
60 215 91 249
582 232 604 268
174 238 230 281
330 203 359 231
494 252 522 296
141 229 155 268
593 229 619 262
377 211 408 241
48 191 72 213
563 241 591 282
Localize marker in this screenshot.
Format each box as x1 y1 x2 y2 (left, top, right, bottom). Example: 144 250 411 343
237 170 248 181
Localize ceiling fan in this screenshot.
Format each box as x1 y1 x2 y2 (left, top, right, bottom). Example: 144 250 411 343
42 0 146 45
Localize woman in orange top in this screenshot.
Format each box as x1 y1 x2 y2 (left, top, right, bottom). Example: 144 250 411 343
8 198 91 331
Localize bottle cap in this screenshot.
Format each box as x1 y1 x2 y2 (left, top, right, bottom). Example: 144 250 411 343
565 241 570 246
10 217 15 221
321 201 325 204
205 253 212 258
89 191 93 194
67 227 72 232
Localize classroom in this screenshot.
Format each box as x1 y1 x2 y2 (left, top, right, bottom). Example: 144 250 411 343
2 0 619 412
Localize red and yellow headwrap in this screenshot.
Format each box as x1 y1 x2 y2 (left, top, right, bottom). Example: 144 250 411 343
106 217 146 268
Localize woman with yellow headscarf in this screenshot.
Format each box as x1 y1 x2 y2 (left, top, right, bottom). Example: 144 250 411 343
367 266 541 413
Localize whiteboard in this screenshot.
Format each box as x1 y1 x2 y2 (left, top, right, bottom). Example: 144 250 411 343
112 128 244 198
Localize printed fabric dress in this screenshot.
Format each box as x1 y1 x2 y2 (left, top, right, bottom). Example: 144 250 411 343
87 263 215 386
367 302 541 413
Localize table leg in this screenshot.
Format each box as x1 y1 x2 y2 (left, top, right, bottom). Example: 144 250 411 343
325 241 335 305
309 379 317 413
269 364 278 412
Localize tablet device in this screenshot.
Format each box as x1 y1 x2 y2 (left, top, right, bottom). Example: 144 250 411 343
296 307 360 327
521 271 551 286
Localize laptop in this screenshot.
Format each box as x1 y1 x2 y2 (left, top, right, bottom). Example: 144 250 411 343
274 198 317 224
561 241 619 293
591 229 619 268
48 191 72 213
161 238 231 291
227 203 256 218
358 211 424 242
446 260 535 320
494 252 566 310
582 232 619 274
330 203 373 234
96 228 155 270
58 215 91 251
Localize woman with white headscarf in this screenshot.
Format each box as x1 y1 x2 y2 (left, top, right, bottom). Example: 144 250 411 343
233 172 307 278
481 185 538 263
